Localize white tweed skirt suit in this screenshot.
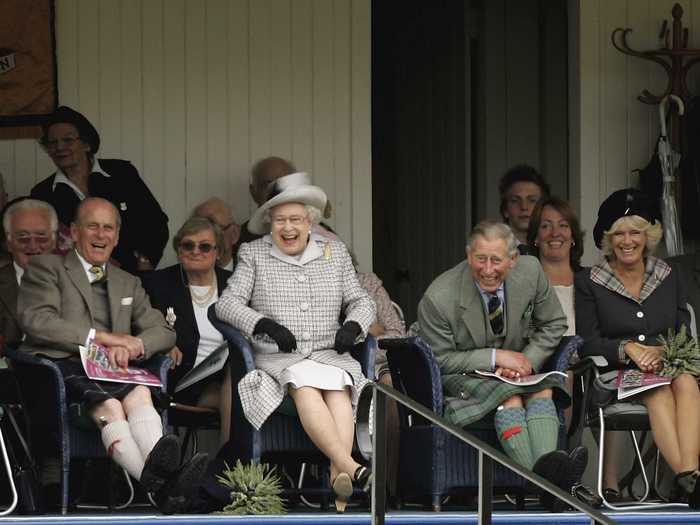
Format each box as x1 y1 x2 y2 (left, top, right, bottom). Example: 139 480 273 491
216 233 376 429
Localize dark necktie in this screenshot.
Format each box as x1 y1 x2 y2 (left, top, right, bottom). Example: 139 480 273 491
488 294 504 335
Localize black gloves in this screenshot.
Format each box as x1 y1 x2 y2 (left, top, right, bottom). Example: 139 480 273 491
253 318 297 353
334 321 362 354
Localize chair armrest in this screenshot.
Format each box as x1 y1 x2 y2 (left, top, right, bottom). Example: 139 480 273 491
544 335 584 373
382 336 444 417
5 346 70 450
208 304 256 385
351 335 377 381
570 355 609 376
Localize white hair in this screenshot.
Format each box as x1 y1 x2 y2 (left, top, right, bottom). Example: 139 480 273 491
263 204 322 225
4 199 59 238
467 220 519 258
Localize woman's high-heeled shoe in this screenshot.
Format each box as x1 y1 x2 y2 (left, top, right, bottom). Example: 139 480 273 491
354 465 373 493
332 472 353 513
676 470 700 509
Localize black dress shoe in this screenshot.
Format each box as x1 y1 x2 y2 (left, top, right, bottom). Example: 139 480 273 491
140 434 181 494
155 453 209 515
534 447 588 512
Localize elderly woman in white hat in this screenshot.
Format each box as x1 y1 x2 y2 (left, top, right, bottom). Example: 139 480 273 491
215 175 376 512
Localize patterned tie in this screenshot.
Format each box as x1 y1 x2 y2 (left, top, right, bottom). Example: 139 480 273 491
488 294 504 335
89 265 105 283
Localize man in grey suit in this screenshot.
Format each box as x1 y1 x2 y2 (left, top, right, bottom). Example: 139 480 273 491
18 197 205 513
417 220 585 511
0 199 58 349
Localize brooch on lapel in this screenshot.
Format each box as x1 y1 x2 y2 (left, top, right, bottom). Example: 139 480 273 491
522 303 534 319
119 202 127 211
165 307 177 327
324 242 332 260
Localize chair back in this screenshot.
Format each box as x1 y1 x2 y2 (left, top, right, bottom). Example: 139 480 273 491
383 337 443 425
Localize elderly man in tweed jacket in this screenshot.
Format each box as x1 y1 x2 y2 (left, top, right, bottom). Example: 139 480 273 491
215 174 375 511
417 220 586 512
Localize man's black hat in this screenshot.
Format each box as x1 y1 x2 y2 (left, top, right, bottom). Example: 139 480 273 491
593 188 660 248
43 106 100 154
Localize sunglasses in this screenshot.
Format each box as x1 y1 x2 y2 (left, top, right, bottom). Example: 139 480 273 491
179 241 217 254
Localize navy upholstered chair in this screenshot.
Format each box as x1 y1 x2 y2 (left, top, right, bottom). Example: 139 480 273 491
207 305 376 505
6 348 170 515
383 335 581 511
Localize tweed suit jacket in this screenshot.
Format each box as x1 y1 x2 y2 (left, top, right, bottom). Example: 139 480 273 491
216 233 376 429
0 263 23 349
18 250 175 359
417 255 567 385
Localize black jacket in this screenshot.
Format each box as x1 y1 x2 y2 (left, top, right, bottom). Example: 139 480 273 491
30 159 169 274
141 264 232 391
575 262 690 367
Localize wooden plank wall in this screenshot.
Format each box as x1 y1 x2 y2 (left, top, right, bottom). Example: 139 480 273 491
571 0 700 264
0 0 372 269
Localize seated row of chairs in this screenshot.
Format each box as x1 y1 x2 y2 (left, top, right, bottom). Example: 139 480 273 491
0 305 681 514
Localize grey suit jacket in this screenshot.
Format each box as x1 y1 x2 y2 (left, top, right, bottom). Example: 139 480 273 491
417 255 568 377
0 263 22 348
18 250 175 359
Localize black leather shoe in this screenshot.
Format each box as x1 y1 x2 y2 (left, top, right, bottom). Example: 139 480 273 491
534 447 588 512
155 453 209 515
140 434 181 494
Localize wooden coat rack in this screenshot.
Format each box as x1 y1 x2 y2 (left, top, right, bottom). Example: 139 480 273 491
611 3 700 147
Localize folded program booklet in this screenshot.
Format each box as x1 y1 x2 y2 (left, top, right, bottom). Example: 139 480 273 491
79 340 162 387
174 343 229 393
474 369 566 386
616 369 671 400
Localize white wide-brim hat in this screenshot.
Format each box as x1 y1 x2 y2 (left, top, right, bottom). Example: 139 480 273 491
248 172 328 235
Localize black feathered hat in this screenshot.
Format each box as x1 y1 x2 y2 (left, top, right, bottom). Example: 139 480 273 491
42 106 100 155
593 188 660 248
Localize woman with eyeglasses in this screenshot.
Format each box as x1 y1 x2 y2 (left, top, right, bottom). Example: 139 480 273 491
30 106 169 275
215 177 376 512
142 216 233 445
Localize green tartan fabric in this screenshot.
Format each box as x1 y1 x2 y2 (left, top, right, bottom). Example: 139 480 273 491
442 373 569 428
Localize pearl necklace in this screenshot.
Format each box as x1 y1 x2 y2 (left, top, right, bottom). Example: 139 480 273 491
189 275 217 306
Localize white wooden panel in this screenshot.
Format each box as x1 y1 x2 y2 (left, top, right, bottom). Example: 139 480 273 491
350 0 372 269
76 0 100 129
2 0 372 269
120 0 144 172
626 0 653 188
227 0 251 222
0 143 15 197
206 0 229 203
268 0 293 160
249 0 273 165
142 0 165 206
162 0 187 263
98 0 122 157
184 0 208 211
290 0 314 181
55 0 79 107
600 0 628 195
312 0 335 215
332 0 352 243
575 0 603 263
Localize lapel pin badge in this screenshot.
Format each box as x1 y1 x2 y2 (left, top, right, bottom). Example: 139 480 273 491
120 202 127 211
165 307 177 327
